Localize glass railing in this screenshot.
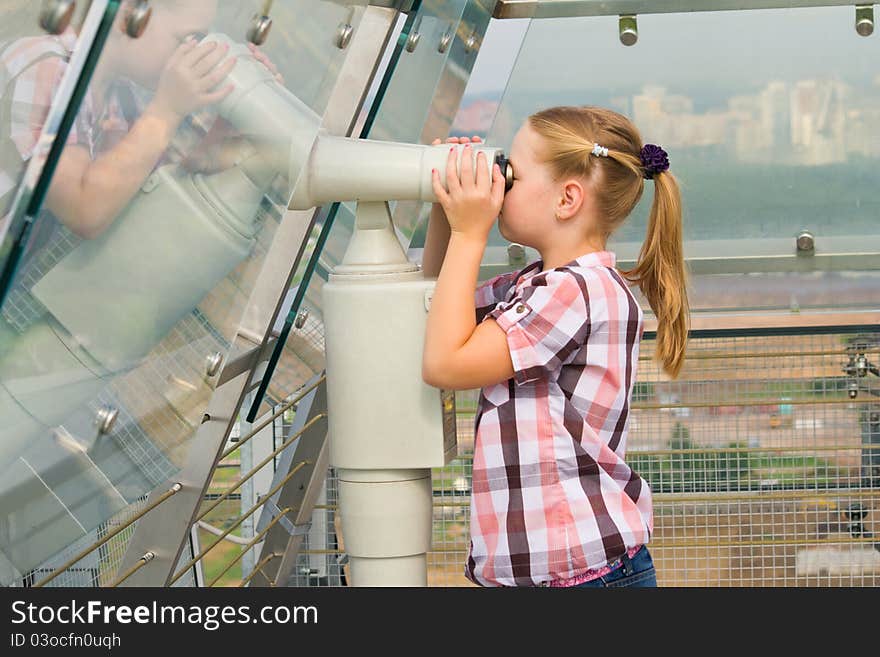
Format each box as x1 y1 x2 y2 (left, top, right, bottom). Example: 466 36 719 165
0 0 367 583
243 0 495 422
480 3 880 312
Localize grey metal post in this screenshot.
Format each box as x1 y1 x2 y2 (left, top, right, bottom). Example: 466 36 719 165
249 375 329 587
239 393 255 580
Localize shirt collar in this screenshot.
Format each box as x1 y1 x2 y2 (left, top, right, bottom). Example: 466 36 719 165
515 250 616 285
569 250 616 269
527 250 616 276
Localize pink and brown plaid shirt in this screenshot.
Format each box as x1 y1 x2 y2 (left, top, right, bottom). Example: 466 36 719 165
1 30 138 221
466 249 652 587
1 30 144 331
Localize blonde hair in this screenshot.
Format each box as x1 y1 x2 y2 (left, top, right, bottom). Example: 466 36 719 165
528 105 690 379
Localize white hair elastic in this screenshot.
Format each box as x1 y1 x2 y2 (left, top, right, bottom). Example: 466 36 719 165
591 143 609 157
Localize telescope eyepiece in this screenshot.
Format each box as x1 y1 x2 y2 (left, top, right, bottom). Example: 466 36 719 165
494 153 514 193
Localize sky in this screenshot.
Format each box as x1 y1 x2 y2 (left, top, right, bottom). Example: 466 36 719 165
462 6 879 99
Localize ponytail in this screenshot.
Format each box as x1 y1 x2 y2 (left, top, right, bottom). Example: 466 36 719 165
620 170 689 378
528 105 690 378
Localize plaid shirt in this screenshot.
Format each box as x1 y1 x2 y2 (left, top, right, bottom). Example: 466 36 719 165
1 30 141 331
466 249 652 587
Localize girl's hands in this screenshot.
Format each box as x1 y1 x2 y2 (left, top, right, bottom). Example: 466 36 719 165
150 37 236 126
430 135 483 147
430 135 481 219
431 139 505 244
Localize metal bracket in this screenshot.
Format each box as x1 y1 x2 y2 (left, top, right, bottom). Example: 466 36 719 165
263 498 310 537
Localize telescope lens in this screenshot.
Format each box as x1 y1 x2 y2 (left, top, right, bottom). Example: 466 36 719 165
494 153 514 192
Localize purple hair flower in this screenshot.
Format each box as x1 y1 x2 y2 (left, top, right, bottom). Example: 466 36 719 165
640 144 670 179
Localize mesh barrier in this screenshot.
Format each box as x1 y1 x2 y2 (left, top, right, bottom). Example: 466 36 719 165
284 328 880 587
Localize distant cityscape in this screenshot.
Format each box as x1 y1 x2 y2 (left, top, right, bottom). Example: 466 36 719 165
452 76 880 166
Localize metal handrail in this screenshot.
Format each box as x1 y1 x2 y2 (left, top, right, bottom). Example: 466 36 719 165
452 397 878 414
425 536 880 551
639 348 880 361
197 416 324 522
34 483 182 588
110 551 155 587
450 444 880 463
221 376 326 460
239 552 280 587
309 487 880 511
493 0 869 20
632 397 878 410
627 444 880 456
208 511 291 587
170 464 307 585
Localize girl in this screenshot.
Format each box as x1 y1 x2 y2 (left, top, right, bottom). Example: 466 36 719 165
422 106 690 588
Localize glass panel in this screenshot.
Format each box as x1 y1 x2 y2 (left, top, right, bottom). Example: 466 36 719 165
322 0 471 275
246 0 494 420
0 0 366 582
480 5 880 309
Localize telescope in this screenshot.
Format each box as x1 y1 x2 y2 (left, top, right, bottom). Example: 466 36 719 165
0 33 513 578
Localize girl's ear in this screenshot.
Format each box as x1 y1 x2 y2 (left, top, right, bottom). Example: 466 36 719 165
556 179 585 221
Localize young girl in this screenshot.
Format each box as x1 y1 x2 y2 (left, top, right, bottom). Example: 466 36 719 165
422 106 689 588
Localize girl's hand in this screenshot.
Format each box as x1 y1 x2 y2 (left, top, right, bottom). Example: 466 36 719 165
431 141 504 244
430 136 483 147
150 37 236 125
247 43 284 84
430 135 482 219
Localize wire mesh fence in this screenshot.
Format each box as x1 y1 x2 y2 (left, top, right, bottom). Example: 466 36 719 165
289 327 880 587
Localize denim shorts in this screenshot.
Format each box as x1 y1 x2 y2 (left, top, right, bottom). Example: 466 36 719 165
571 546 657 588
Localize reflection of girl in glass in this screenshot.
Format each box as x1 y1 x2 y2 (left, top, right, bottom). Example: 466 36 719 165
0 1 282 574
0 0 239 235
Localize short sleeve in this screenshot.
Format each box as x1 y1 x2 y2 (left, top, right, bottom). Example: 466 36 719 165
484 269 590 385
474 270 518 324
9 54 79 161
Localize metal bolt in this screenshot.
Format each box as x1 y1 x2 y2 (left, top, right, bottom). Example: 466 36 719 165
247 14 273 46
125 0 152 39
438 29 453 54
95 406 118 435
406 31 421 52
295 310 309 329
507 243 526 265
464 31 479 53
856 5 874 37
406 16 422 52
39 0 76 35
335 23 353 50
796 230 814 253
848 381 859 399
619 15 638 46
205 352 223 377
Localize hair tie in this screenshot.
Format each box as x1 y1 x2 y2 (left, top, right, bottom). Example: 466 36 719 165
640 144 670 179
591 143 609 158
